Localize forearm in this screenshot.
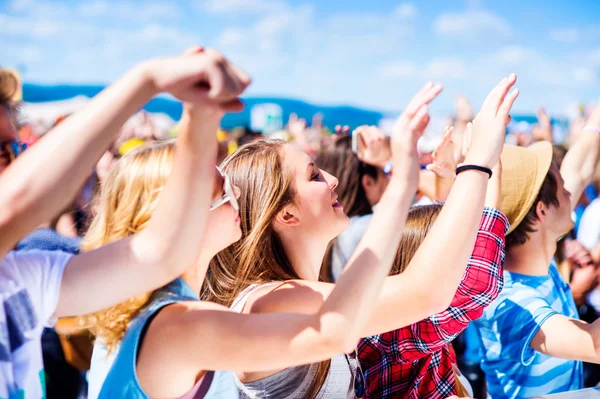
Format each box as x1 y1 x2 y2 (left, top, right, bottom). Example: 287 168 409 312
56 108 219 317
561 130 600 210
327 175 416 351
363 171 489 336
133 107 219 269
434 174 454 202
0 63 155 256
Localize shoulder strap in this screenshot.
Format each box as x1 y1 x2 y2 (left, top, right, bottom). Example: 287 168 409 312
230 281 281 312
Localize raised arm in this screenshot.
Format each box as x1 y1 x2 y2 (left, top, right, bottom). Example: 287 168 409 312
426 125 457 202
361 207 508 363
561 99 600 211
55 49 251 317
244 75 518 337
0 48 246 258
135 82 444 396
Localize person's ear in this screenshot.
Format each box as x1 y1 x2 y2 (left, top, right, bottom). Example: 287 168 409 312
274 207 300 228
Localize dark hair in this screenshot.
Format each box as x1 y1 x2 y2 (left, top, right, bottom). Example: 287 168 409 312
506 169 560 249
552 145 568 169
314 135 379 218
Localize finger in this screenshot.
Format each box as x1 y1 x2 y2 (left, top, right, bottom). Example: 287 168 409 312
218 98 245 113
184 45 205 55
480 75 513 114
405 83 443 118
497 88 520 119
207 64 226 99
228 63 252 92
462 122 473 155
407 105 430 135
343 126 350 134
489 74 517 114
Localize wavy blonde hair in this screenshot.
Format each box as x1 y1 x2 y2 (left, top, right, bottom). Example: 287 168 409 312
78 140 176 353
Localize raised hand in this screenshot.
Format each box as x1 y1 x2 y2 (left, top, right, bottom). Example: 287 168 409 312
144 48 251 112
392 82 443 155
354 125 392 169
427 126 456 178
465 74 519 169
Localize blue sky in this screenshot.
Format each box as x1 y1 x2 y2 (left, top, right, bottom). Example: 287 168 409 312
1 0 599 116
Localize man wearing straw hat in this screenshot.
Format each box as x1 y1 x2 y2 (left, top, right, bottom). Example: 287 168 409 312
473 100 600 399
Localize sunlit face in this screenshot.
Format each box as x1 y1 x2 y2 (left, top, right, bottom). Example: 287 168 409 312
202 168 242 255
282 144 350 239
0 107 19 175
544 164 574 238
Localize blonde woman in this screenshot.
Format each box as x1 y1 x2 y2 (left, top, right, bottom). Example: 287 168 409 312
83 83 435 397
0 47 250 398
202 76 518 398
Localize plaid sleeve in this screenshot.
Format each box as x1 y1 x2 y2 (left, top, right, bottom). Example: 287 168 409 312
377 207 509 364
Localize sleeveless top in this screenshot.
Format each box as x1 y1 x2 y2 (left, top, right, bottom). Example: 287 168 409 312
98 278 239 399
231 283 357 399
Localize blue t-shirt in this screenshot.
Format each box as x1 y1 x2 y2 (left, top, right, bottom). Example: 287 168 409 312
473 262 583 399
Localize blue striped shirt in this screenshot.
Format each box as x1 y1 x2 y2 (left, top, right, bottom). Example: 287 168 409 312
473 262 583 399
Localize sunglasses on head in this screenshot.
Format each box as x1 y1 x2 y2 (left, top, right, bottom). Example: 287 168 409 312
1 141 27 162
210 167 239 212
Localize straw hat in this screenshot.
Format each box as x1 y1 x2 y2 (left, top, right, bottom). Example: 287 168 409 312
500 141 553 234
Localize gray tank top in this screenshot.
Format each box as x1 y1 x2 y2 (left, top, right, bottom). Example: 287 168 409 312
231 283 358 399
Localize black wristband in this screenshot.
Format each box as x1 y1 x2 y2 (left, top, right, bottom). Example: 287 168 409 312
455 164 493 179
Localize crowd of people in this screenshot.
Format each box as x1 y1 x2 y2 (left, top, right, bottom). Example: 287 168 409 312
2 45 600 399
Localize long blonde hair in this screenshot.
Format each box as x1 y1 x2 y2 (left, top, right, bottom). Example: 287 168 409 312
78 140 176 353
202 139 330 399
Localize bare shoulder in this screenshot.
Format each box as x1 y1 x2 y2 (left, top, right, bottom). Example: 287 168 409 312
245 279 335 315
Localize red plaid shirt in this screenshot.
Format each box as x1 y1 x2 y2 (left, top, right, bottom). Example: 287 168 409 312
358 207 509 399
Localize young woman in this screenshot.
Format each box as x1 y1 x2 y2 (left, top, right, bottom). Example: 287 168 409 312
83 81 435 398
357 157 507 398
314 129 390 282
203 75 519 397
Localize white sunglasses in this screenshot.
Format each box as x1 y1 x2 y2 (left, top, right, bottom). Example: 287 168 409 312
210 167 239 212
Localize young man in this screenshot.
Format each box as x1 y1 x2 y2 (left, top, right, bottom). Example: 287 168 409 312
473 99 600 399
0 48 250 397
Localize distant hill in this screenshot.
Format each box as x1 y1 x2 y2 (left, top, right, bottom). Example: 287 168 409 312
22 83 385 131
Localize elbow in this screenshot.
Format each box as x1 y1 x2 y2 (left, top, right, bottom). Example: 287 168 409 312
427 289 454 315
0 182 29 231
130 231 196 279
319 314 361 355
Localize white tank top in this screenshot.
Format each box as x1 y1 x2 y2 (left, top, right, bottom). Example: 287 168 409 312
231 283 358 398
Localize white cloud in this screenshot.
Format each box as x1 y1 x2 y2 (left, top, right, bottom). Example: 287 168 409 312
433 9 513 38
489 45 531 66
379 58 467 80
0 13 62 39
550 28 581 43
424 58 467 79
379 61 417 78
218 28 245 46
573 67 597 84
393 3 418 20
198 0 286 15
77 1 181 21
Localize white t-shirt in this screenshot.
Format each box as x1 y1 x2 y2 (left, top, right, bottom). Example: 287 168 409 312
578 198 600 251
0 250 71 399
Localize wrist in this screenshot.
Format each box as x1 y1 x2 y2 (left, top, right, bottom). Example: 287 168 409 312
135 60 161 97
462 155 494 170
